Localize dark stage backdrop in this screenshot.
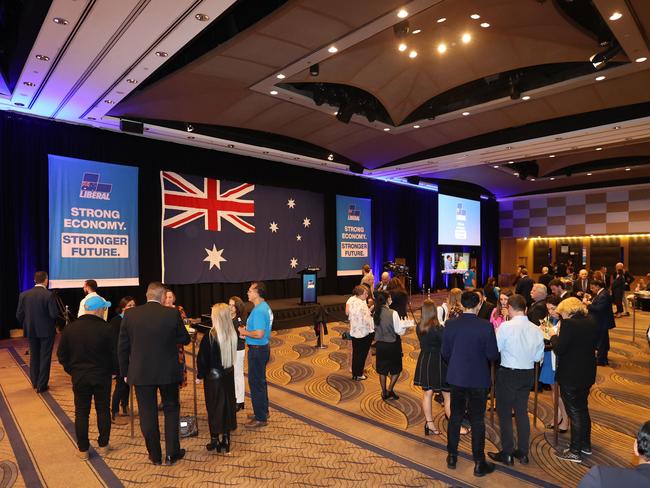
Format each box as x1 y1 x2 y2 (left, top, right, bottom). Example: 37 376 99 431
0 112 499 338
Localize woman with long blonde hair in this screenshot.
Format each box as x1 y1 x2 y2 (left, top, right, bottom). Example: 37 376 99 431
197 303 238 453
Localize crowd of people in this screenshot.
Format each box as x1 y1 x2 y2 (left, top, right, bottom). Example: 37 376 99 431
14 263 650 484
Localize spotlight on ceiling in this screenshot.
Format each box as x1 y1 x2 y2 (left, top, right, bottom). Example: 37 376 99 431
327 45 338 54
589 42 622 69
409 50 418 58
397 9 408 18
398 43 407 52
310 63 319 76
480 22 490 28
186 123 194 132
437 43 447 54
636 57 647 63
394 20 410 38
327 154 334 161
461 33 472 44
609 12 622 21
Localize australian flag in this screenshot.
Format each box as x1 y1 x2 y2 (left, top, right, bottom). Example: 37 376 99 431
160 171 326 284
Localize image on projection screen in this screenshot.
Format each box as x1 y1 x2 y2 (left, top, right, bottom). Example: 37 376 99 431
438 194 481 246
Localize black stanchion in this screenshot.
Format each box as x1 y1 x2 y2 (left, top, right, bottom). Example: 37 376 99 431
533 362 539 428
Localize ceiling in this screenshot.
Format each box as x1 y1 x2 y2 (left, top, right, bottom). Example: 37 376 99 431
2 0 650 197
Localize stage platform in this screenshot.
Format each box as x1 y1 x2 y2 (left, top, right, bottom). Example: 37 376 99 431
200 294 349 331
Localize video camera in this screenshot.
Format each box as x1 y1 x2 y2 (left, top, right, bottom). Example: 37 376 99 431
384 261 409 276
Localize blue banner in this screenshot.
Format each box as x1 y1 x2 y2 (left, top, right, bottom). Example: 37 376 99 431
48 155 139 288
161 171 326 284
336 195 372 276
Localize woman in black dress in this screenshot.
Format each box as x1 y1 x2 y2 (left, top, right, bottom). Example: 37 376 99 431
197 303 238 453
108 296 135 421
413 299 444 436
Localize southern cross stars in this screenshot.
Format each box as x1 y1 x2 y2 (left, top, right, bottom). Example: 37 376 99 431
204 244 227 270
269 221 279 232
290 257 299 268
303 217 311 228
287 198 296 209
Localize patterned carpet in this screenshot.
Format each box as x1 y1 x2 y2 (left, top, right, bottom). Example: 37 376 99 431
0 308 648 487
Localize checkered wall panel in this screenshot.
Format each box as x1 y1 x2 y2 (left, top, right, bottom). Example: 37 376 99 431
499 187 650 238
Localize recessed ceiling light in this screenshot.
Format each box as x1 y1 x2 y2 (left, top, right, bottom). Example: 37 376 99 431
437 17 446 23
413 125 420 128
294 157 300 160
87 116 96 120
412 29 421 34
398 43 407 52
53 17 68 25
531 178 536 181
188 136 195 139
480 22 490 28
227 144 235 148
508 160 514 164
550 177 555 180
327 46 338 53
195 13 210 21
609 12 623 21
14 102 25 107
126 78 138 84
636 57 647 63
276 73 286 79
104 99 114 104
270 90 278 95
462 111 470 116
595 75 606 81
613 125 621 129
493 165 499 168
155 51 168 57
595 147 603 150
470 14 481 19
522 95 531 100
333 111 338 115
397 9 408 18
437 43 447 54
35 54 50 61
625 167 631 171
461 33 472 44
587 172 593 176
409 50 418 58
383 128 390 131
23 81 35 87
549 154 555 158
514 172 519 176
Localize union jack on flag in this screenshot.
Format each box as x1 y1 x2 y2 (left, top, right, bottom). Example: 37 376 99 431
161 171 255 233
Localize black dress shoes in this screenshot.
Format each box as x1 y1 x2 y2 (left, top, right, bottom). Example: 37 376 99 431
487 451 514 466
512 449 529 465
148 454 162 465
446 454 457 469
165 448 185 466
474 460 496 477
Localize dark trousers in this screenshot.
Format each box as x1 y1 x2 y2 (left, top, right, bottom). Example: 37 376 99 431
351 334 373 377
134 383 181 461
72 376 112 452
496 367 534 456
560 384 591 454
28 336 55 390
111 376 129 416
448 385 488 461
596 327 610 363
247 345 270 421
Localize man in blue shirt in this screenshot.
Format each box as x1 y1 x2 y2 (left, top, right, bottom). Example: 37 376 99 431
442 291 499 477
488 294 544 467
463 266 476 289
238 281 273 427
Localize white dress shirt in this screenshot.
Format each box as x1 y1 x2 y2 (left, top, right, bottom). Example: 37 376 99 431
497 315 544 369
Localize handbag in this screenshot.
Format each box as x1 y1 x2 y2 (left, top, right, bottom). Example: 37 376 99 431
179 415 198 438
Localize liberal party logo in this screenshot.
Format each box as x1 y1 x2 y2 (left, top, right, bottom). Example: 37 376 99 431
80 172 112 200
347 204 361 221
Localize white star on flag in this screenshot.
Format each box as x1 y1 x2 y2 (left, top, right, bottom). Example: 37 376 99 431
287 199 296 209
204 244 227 270
303 217 311 228
296 234 302 241
290 257 299 268
269 221 279 233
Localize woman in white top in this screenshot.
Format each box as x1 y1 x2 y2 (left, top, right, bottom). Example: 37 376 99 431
348 286 374 381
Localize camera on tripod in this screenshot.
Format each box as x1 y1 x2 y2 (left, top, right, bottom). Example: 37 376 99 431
384 261 409 276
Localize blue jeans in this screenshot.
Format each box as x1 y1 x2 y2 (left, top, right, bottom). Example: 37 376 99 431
247 345 270 421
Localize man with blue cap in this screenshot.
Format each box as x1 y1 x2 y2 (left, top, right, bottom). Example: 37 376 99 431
57 295 114 460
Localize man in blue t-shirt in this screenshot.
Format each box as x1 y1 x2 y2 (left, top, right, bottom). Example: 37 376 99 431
463 266 477 289
238 281 273 427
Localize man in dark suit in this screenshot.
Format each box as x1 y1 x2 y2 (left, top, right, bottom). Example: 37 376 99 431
442 291 499 477
15 271 59 392
549 279 572 301
527 284 548 325
584 280 616 366
515 269 534 306
538 267 553 289
578 420 650 487
572 269 590 298
118 282 191 466
57 295 114 460
475 289 495 321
